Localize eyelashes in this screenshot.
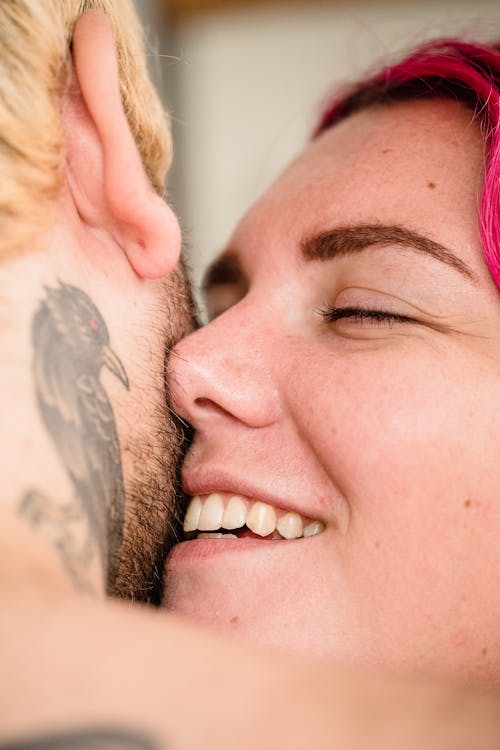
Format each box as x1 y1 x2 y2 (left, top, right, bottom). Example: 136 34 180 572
318 305 417 326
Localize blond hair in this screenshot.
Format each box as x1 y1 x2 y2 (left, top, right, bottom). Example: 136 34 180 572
0 1 171 257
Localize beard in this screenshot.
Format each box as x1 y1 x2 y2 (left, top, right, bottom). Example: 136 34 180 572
111 265 195 605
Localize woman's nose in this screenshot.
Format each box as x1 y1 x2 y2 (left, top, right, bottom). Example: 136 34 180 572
168 306 280 432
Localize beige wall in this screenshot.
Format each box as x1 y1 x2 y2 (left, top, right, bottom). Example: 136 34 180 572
160 0 500 287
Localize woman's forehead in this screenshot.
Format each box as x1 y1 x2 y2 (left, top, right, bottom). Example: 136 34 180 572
228 99 486 280
287 99 482 194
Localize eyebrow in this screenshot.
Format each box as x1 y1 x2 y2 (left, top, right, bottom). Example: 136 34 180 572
301 223 477 281
203 222 478 293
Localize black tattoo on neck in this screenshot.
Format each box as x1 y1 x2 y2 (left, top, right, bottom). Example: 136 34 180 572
0 728 158 749
19 282 129 594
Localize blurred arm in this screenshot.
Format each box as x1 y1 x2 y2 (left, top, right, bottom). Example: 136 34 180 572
2 565 500 750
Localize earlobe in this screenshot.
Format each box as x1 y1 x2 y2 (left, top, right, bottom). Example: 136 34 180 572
65 10 180 279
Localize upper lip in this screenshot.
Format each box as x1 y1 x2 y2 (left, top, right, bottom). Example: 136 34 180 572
182 467 321 521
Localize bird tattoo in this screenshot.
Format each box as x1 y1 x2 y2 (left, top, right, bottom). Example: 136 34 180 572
20 281 129 593
0 728 157 749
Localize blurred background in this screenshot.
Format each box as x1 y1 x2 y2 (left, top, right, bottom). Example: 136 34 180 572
133 0 500 292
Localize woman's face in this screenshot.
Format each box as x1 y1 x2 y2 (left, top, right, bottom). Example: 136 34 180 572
165 99 500 683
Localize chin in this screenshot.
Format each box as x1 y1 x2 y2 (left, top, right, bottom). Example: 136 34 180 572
162 533 350 658
162 539 500 687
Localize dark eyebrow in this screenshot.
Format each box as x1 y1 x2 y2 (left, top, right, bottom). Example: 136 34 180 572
301 223 477 281
203 252 247 293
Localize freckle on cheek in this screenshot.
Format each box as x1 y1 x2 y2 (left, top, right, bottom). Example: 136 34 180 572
482 647 488 656
427 181 437 189
230 616 239 625
464 499 472 508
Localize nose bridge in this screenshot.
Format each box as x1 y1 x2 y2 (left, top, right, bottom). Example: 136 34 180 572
168 297 280 430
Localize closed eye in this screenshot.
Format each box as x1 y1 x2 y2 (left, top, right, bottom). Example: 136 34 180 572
319 306 417 326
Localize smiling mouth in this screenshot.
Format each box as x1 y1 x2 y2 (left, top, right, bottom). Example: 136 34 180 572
182 492 326 541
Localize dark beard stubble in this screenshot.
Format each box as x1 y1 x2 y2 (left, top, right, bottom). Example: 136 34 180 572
111 265 195 605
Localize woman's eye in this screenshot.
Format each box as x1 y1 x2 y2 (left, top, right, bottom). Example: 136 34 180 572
319 306 416 326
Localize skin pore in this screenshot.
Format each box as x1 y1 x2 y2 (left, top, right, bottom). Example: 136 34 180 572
165 97 500 685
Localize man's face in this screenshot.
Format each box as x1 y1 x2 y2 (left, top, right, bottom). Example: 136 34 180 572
108 263 194 601
98 260 194 603
43 224 195 600
164 99 500 682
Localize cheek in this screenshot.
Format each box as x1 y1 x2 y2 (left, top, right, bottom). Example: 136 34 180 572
285 340 500 675
294 340 500 511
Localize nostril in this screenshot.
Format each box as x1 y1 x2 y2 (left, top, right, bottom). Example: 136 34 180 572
194 397 236 419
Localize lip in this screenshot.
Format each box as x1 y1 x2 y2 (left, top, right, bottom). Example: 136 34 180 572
168 536 284 563
182 466 322 521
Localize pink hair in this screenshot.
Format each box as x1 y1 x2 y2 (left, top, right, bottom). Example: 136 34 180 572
315 40 500 288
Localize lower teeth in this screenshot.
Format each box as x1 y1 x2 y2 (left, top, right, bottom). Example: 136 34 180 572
192 521 326 541
195 530 285 540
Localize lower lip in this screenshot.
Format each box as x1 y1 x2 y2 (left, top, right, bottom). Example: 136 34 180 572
167 537 285 562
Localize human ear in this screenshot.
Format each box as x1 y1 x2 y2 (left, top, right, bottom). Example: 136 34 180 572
64 10 180 279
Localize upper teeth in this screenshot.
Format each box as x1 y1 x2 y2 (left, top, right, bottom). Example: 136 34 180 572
183 493 325 540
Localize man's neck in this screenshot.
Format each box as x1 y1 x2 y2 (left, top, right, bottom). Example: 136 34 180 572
0 222 106 593
0 201 193 602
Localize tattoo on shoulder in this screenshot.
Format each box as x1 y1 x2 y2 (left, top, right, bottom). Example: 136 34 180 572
18 282 129 594
0 728 158 749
